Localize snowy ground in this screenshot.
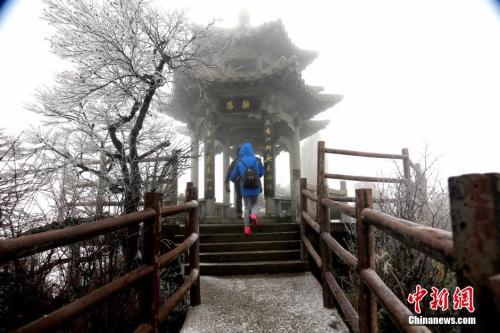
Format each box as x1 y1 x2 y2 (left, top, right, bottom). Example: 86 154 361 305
180 273 349 333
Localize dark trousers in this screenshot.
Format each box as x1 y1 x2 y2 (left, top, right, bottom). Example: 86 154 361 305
235 181 242 217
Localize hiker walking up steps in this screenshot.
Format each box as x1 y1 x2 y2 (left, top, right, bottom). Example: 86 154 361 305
229 142 264 235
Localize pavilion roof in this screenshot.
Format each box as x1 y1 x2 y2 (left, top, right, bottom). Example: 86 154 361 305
302 119 331 139
169 20 342 127
215 19 318 70
203 56 343 119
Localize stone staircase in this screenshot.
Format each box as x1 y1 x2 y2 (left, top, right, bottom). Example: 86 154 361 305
165 218 310 275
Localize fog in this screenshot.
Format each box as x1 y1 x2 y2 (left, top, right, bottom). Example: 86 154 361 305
1 0 499 199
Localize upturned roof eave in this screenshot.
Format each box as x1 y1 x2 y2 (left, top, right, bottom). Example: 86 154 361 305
202 58 343 113
213 19 318 69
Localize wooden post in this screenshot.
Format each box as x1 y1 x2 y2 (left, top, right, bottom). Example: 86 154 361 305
186 182 201 305
356 188 377 333
449 173 500 332
300 178 309 261
142 192 162 332
401 148 412 215
317 141 334 308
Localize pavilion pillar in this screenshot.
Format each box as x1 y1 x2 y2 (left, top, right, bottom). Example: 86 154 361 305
231 146 243 218
263 117 276 215
290 125 301 223
190 131 199 190
166 150 179 206
204 118 216 217
222 144 230 207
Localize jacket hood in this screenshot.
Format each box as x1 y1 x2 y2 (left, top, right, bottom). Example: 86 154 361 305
239 143 254 157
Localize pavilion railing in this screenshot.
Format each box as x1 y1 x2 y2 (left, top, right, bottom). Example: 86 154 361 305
0 182 200 333
299 141 500 333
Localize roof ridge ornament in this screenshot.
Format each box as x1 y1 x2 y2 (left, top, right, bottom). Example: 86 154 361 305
238 9 251 29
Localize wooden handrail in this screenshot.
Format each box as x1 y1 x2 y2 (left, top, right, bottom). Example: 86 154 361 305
320 232 358 269
159 268 200 322
328 196 399 204
301 234 321 269
324 271 359 333
360 269 431 333
328 196 356 202
325 147 405 160
321 198 355 218
301 188 318 202
14 263 155 333
361 208 454 267
301 211 320 234
3 183 201 333
161 200 198 217
133 264 199 333
159 232 198 268
300 142 500 332
0 209 155 264
325 173 403 183
0 200 200 265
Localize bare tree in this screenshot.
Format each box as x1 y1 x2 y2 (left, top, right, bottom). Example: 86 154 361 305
0 130 58 238
340 147 456 332
28 0 221 266
378 150 455 332
0 130 67 330
375 146 450 229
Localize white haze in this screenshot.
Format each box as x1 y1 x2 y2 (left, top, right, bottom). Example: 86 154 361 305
1 0 500 199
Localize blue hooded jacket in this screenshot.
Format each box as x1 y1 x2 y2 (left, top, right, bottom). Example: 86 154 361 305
229 142 264 197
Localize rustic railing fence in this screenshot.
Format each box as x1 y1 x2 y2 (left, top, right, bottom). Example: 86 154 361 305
300 141 499 333
0 182 200 333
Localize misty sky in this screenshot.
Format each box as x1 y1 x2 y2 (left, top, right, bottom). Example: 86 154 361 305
1 0 499 197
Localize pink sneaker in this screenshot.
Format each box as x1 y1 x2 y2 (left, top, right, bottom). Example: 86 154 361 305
244 226 251 235
250 213 257 226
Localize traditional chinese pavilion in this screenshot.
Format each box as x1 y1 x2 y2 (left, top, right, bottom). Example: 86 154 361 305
170 18 342 221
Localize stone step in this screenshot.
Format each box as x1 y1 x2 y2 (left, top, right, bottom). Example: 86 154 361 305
162 221 352 238
176 223 299 234
196 260 310 275
200 240 301 252
200 216 294 224
175 231 300 244
200 250 301 263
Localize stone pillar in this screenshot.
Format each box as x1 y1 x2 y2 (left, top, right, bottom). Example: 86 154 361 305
263 117 276 215
290 124 301 223
190 131 199 190
222 144 230 216
232 147 238 209
231 146 240 217
204 118 215 216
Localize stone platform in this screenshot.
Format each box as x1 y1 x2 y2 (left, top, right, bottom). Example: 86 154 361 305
180 273 348 333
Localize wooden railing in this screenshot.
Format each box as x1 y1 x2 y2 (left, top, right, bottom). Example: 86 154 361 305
300 141 500 333
0 182 200 333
